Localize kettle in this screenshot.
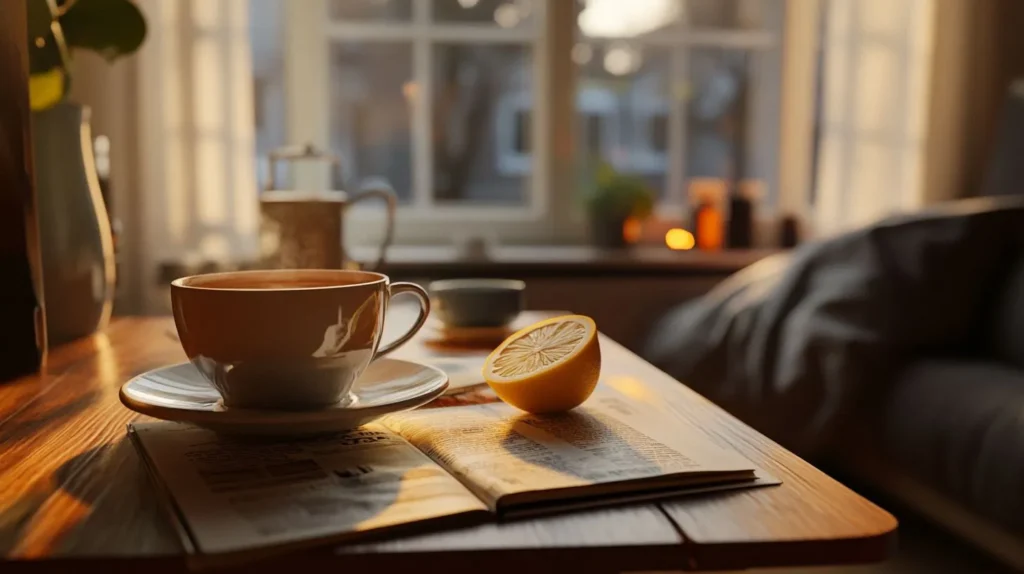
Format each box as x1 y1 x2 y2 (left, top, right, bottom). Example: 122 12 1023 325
259 144 397 270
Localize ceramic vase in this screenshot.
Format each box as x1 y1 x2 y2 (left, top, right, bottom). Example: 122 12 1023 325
32 102 115 344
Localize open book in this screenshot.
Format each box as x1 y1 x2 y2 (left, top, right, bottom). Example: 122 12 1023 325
130 390 778 562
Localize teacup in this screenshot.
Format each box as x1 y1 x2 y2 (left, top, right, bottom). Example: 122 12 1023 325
429 279 525 328
171 269 429 410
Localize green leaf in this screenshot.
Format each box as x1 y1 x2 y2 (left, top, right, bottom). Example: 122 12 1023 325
28 42 65 75
28 1 67 75
595 160 615 187
584 161 655 219
59 0 147 62
27 0 56 39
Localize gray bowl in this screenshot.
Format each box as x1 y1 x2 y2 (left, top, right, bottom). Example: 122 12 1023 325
429 279 525 328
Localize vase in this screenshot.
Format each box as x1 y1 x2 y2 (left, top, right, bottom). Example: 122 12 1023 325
588 212 630 249
32 102 115 345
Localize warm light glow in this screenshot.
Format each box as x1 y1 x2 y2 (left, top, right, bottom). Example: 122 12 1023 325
458 0 479 7
603 43 642 76
402 81 419 102
578 0 680 39
607 375 660 403
622 216 642 244
572 43 593 65
494 4 520 28
665 228 695 250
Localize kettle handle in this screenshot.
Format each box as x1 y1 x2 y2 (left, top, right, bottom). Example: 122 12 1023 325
344 177 397 271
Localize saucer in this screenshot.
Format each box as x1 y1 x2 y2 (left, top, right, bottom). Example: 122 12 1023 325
119 358 448 436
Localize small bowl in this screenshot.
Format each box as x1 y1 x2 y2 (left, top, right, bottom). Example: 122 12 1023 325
429 279 525 328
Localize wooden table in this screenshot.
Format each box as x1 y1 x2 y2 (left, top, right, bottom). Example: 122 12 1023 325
0 315 897 572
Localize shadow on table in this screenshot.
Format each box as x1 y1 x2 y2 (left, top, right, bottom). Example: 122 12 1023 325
0 436 181 556
498 411 659 482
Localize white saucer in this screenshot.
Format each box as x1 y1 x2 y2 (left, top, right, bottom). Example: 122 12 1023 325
119 358 448 436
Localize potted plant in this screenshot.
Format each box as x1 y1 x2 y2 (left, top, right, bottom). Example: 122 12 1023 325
27 0 146 344
583 161 655 249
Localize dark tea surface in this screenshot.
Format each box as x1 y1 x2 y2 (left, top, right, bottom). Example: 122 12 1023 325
194 277 359 290
175 269 388 290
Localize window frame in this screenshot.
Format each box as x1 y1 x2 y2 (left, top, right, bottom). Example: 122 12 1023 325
275 0 793 245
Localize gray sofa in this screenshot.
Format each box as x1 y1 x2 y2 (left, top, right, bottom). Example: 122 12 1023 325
645 197 1024 569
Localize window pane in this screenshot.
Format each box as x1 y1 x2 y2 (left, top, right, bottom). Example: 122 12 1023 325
328 0 412 22
432 44 531 205
433 0 537 28
685 48 753 182
575 44 760 202
575 44 670 198
329 43 413 201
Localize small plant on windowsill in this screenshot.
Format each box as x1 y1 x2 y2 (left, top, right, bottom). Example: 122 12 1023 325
582 161 655 249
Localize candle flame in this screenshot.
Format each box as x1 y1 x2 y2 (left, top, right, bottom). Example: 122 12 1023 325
665 228 695 250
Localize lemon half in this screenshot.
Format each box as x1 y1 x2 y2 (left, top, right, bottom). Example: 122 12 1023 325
483 315 600 413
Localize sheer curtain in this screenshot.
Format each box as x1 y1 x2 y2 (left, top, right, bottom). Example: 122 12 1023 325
136 0 259 311
812 0 936 235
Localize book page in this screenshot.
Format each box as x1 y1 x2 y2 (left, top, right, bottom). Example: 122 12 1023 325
382 390 757 510
130 422 488 556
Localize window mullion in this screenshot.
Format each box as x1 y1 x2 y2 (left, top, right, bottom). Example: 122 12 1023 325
545 0 579 238
412 0 433 209
667 45 688 210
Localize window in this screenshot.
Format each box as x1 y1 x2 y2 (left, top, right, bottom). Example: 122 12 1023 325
573 0 783 210
250 0 785 244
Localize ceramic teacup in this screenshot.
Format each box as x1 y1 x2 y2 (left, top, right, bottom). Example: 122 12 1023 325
171 269 429 410
428 278 525 328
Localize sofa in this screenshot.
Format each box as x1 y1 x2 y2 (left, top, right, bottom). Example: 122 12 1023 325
644 197 1024 570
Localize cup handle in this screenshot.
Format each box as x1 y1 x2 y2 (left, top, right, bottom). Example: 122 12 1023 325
374 282 430 359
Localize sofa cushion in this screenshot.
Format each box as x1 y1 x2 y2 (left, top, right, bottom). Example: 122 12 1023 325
988 256 1024 369
645 196 1024 455
882 359 1024 531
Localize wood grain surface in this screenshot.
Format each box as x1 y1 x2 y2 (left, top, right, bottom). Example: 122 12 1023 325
0 314 897 572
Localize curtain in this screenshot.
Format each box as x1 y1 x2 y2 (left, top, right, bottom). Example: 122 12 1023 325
812 0 936 235
135 0 259 311
924 0 1024 203
813 0 1024 236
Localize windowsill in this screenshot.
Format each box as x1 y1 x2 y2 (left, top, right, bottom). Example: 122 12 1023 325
158 246 779 283
361 245 777 278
